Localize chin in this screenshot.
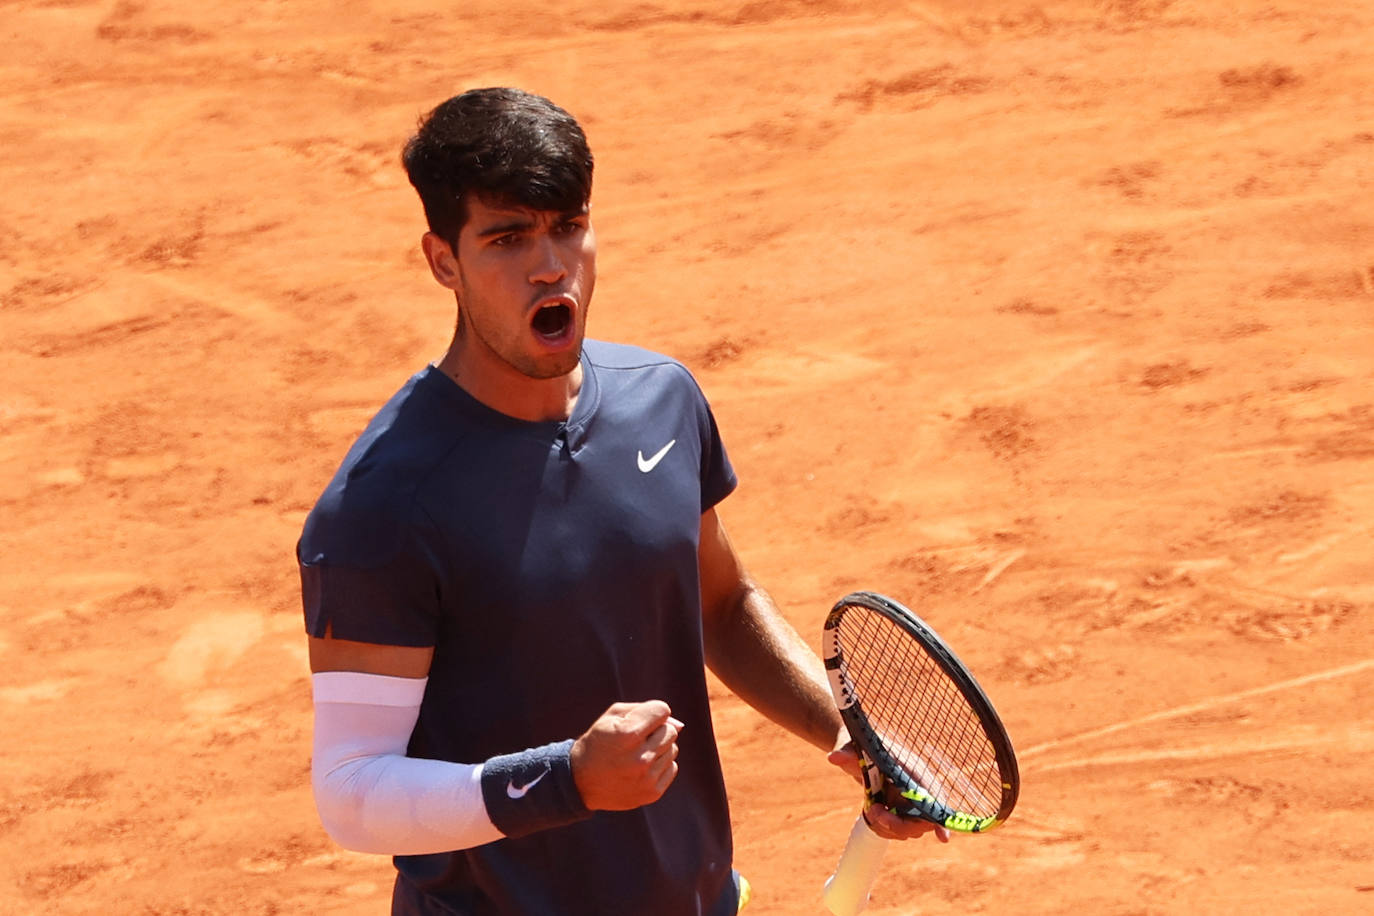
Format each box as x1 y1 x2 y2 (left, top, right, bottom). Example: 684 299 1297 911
526 347 582 380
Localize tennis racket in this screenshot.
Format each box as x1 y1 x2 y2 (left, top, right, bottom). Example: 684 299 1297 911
821 591 1019 916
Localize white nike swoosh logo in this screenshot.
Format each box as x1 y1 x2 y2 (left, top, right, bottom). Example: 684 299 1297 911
637 439 677 473
506 766 551 799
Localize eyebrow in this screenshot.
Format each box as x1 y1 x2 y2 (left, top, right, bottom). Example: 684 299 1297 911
474 218 534 239
473 207 589 239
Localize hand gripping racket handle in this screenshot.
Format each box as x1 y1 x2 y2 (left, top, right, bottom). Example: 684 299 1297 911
822 814 890 916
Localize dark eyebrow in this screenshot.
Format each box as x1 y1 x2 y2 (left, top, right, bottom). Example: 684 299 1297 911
474 217 536 239
473 207 588 240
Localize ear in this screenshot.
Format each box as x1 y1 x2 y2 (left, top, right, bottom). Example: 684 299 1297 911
421 232 462 291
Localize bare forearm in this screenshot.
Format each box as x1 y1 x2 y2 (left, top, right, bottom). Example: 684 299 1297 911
703 580 844 753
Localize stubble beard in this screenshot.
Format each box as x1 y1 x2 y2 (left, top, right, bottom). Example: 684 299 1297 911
455 299 584 381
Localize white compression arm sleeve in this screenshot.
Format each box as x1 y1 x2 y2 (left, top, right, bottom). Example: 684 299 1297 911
310 671 503 855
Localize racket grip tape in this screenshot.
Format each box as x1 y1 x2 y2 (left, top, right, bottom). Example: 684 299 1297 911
822 814 890 916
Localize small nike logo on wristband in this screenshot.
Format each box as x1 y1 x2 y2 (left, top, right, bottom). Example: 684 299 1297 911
506 765 551 799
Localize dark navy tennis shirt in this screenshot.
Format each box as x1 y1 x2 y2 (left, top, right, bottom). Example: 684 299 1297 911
299 340 740 915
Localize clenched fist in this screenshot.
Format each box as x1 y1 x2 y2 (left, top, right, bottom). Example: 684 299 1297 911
570 700 683 811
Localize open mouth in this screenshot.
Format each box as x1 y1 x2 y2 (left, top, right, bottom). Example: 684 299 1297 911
531 302 573 340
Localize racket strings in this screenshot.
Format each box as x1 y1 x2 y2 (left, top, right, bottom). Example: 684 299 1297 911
837 606 1003 817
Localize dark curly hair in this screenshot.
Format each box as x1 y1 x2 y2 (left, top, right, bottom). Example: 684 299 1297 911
401 88 594 246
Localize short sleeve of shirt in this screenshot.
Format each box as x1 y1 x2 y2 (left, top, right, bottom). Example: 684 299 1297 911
690 373 737 512
297 488 443 648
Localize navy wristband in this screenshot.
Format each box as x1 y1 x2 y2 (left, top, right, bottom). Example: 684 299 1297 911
480 739 592 838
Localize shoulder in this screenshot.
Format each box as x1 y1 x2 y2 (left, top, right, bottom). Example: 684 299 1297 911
581 340 727 456
299 370 469 567
583 339 704 396
583 339 685 373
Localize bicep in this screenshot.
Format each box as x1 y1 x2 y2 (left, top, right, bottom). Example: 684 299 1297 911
308 632 434 679
697 507 751 632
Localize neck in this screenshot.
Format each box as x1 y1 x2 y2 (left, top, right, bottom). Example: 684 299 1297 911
435 347 583 423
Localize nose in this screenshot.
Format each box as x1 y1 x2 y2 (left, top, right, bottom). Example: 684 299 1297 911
528 234 568 286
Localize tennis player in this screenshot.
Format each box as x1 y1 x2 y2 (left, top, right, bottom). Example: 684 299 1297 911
298 87 943 916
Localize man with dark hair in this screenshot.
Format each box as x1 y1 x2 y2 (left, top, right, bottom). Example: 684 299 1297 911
299 87 943 916
401 88 594 250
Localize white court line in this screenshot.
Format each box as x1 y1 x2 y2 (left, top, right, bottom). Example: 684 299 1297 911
972 549 1025 594
1036 726 1374 772
904 3 979 46
1021 658 1374 760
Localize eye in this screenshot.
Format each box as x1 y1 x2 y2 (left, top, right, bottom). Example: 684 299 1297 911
555 219 585 236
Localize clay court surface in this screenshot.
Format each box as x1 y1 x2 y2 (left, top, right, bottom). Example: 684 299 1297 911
3 0 1373 912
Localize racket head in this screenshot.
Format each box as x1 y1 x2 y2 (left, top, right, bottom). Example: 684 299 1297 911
824 591 1019 833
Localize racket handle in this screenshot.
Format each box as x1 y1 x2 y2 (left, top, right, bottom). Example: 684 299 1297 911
822 814 890 916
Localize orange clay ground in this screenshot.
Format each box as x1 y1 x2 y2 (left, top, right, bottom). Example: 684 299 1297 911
2 1 1372 913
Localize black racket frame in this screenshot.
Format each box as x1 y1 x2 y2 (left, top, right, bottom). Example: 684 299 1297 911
824 590 1019 832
